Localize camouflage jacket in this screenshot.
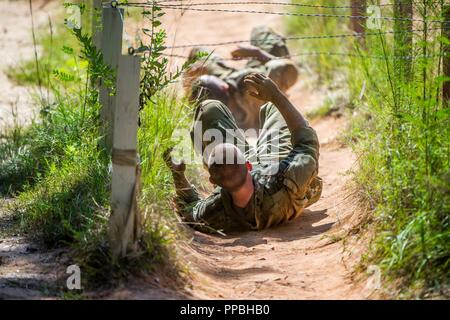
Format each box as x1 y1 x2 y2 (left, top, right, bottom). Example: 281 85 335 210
173 125 322 233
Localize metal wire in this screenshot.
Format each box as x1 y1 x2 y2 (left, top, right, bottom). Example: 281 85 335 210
120 2 448 23
161 50 446 61
110 1 449 56
131 1 445 10
132 1 370 9
163 27 446 50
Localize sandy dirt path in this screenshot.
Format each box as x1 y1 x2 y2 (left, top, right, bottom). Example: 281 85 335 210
0 1 374 300
0 0 56 129
0 0 64 300
109 1 374 300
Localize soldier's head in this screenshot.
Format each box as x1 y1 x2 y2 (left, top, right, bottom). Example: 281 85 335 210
266 59 298 92
207 143 252 192
183 47 216 90
190 75 230 105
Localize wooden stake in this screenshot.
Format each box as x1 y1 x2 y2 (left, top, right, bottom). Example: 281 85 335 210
109 55 142 258
351 0 366 45
100 5 123 150
443 4 450 103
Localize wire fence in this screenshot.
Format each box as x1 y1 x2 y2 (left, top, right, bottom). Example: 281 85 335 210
132 0 446 9
130 1 378 10
118 2 448 23
161 51 448 61
109 0 449 62
163 27 447 49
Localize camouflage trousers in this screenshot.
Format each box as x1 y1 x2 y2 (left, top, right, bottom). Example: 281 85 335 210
190 100 322 208
203 26 290 80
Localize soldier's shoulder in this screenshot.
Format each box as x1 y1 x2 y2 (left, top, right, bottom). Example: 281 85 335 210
252 163 287 194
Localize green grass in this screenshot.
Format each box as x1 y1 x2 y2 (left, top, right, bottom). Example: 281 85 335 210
0 1 194 290
1 73 186 291
285 0 351 83
6 7 81 89
286 1 450 297
306 98 335 119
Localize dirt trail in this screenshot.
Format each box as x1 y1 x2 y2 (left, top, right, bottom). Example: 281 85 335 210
0 1 374 300
111 2 374 300
0 0 62 300
0 0 56 128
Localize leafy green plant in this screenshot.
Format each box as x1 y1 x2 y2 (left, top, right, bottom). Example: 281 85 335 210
138 2 205 108
1 1 203 290
286 1 449 297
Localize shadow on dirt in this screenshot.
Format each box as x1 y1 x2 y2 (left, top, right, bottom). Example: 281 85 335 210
219 208 332 247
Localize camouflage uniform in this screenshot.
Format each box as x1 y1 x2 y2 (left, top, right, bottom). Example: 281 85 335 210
174 100 323 233
225 26 291 91
193 26 292 92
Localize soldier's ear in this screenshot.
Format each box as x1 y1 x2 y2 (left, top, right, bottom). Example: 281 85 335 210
246 161 253 172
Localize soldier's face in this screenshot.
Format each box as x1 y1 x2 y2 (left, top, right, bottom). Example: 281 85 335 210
209 164 248 192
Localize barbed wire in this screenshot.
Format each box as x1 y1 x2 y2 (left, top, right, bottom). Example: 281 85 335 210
129 1 377 10
119 2 448 23
132 0 446 10
162 27 447 49
110 1 449 57
160 51 446 61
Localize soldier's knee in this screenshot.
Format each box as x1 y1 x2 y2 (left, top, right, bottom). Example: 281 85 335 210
196 100 227 122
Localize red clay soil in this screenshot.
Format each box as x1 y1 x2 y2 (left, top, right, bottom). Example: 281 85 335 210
0 0 378 300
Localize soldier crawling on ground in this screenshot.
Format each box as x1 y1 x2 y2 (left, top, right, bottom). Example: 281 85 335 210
165 72 322 233
183 26 299 130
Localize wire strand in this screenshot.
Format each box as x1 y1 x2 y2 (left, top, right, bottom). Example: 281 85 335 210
133 1 370 9
163 27 447 49
119 2 447 23
161 51 447 61
134 0 445 9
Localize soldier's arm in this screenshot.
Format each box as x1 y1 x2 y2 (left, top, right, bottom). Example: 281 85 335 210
270 90 319 161
244 73 309 136
244 74 319 189
164 149 229 232
171 170 201 204
231 45 275 64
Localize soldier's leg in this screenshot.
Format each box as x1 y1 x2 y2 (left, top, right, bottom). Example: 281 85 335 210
185 47 235 87
256 103 292 165
191 100 257 165
250 26 290 58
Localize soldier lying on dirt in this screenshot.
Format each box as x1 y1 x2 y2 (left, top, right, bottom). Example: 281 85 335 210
184 26 299 130
164 73 322 233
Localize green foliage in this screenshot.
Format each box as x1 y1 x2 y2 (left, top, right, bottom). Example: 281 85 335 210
287 1 450 296
6 10 79 88
1 14 111 244
13 125 109 247
138 3 205 108
138 92 193 205
1 2 196 289
285 0 351 82
306 98 335 119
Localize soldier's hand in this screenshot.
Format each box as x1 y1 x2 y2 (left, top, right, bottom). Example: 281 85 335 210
163 148 186 173
230 45 260 60
243 73 281 102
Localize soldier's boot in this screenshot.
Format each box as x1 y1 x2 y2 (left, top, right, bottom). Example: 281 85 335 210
305 176 323 208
